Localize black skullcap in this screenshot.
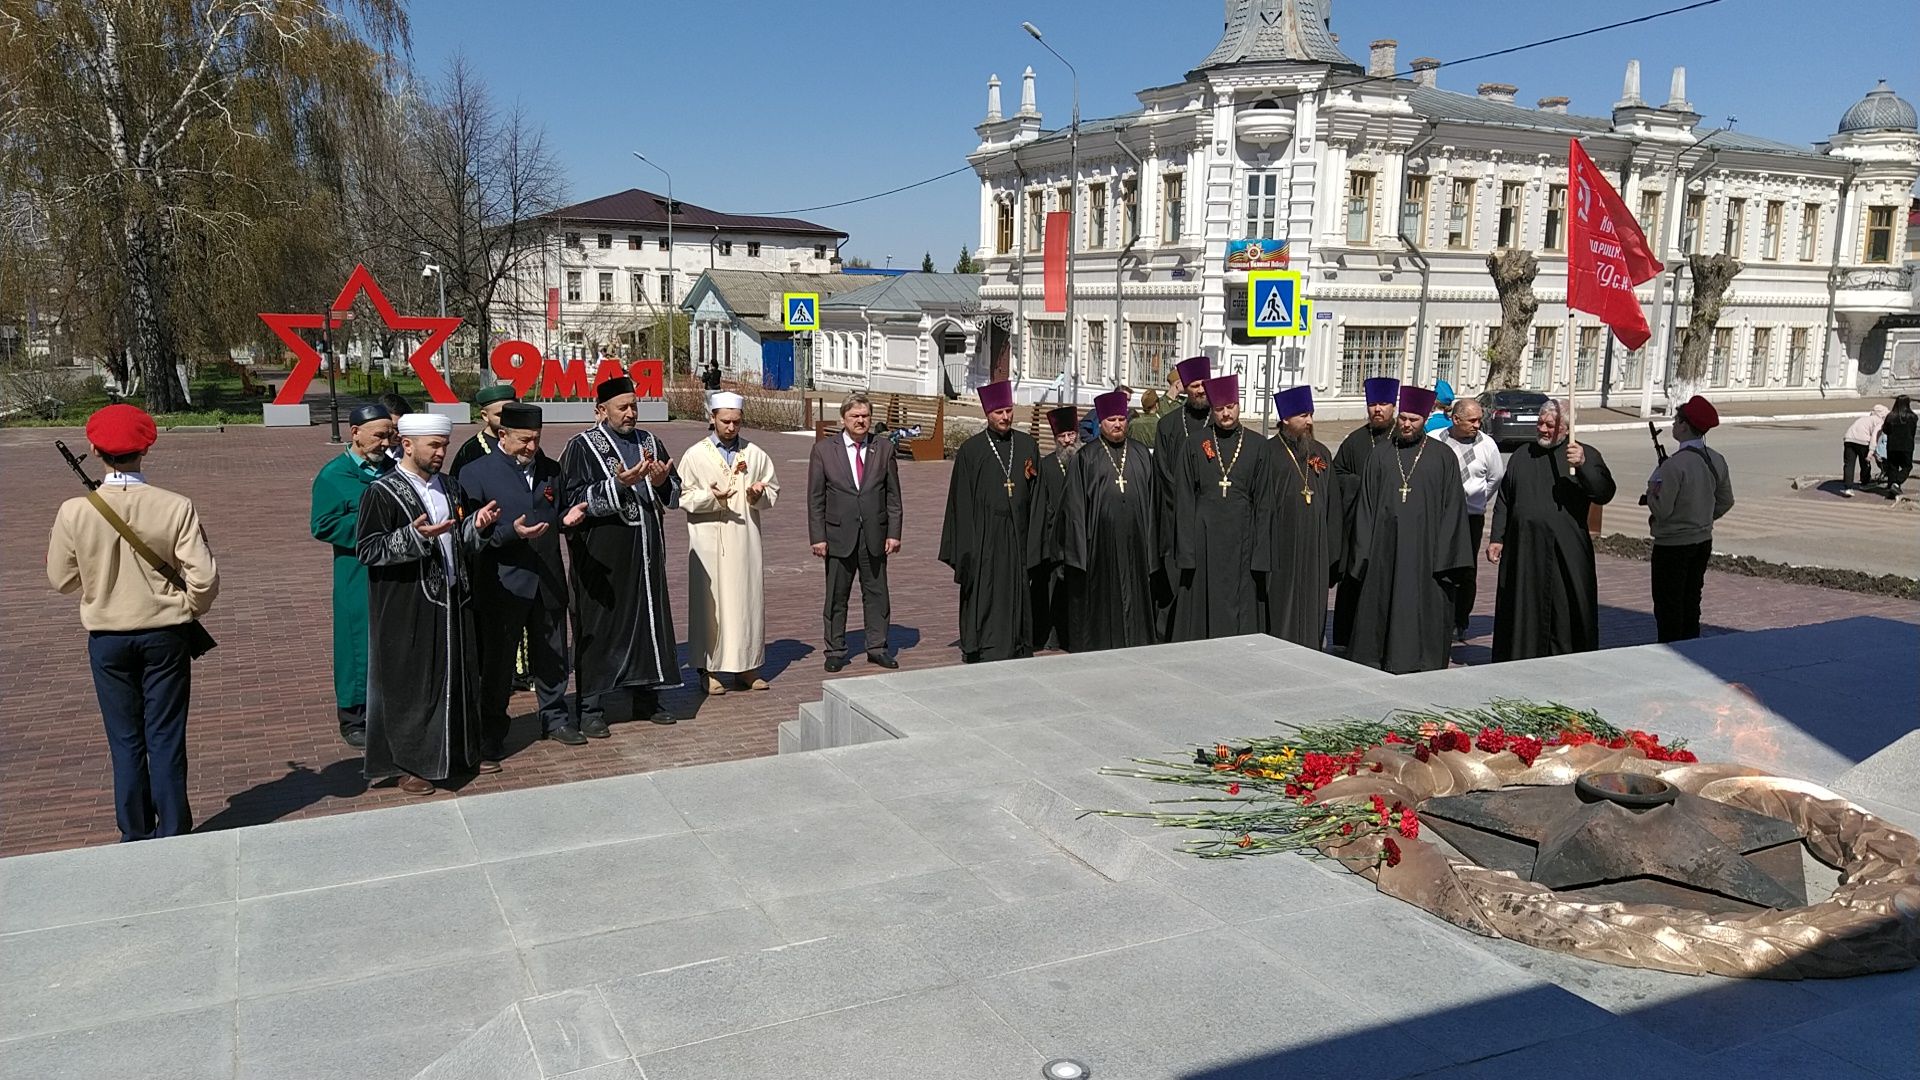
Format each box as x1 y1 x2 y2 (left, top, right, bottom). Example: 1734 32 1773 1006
595 376 635 404
499 402 544 430
348 403 391 426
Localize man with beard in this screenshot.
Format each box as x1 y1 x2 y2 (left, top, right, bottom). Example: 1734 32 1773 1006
309 403 395 748
559 375 682 729
1153 355 1212 638
1261 386 1340 649
460 403 582 750
1030 405 1078 651
451 384 517 477
356 413 500 793
1170 373 1275 640
678 391 780 694
1330 377 1399 651
939 380 1040 662
1346 386 1473 674
1435 397 1503 642
1057 389 1156 651
1488 399 1615 661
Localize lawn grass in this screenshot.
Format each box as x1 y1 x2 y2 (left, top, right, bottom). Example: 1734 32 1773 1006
2 366 435 428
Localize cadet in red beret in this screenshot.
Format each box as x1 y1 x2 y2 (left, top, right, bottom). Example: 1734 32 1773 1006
1646 395 1735 641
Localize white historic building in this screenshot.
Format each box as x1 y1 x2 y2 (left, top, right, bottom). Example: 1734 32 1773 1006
812 273 988 397
967 0 1919 415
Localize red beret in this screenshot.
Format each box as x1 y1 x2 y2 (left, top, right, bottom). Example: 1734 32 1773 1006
1677 395 1719 433
85 404 158 457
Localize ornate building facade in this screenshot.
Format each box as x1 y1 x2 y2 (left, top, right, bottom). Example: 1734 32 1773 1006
967 0 1919 415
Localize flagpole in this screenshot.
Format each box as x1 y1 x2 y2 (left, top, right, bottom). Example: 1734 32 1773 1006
1566 308 1578 476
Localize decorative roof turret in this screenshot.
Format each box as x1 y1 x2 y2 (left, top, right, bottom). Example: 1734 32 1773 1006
1194 0 1361 73
1837 81 1917 134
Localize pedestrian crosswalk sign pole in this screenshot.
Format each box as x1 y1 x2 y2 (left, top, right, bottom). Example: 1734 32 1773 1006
1246 271 1309 338
783 293 820 331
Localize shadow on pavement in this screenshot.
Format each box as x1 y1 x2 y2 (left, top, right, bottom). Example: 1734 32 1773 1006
197 757 368 833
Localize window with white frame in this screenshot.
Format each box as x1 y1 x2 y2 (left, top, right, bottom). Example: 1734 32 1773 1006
1544 184 1567 251
657 237 669 251
1866 206 1896 264
1798 204 1819 262
1434 326 1463 386
1121 178 1140 244
628 234 643 250
746 241 761 257
565 271 581 302
1088 183 1108 249
815 244 828 260
1402 175 1430 242
1345 172 1375 244
1683 193 1705 253
1575 326 1601 391
1056 184 1073 219
1028 319 1067 380
1446 180 1476 249
1497 182 1524 248
1723 198 1746 257
1637 191 1661 249
718 241 732 256
1787 327 1809 384
1529 325 1557 389
1247 173 1281 239
1027 190 1045 253
1161 173 1185 244
1340 327 1407 391
1709 327 1733 386
1085 321 1106 382
1127 320 1177 387
1748 326 1772 385
597 272 614 303
1762 202 1784 261
1619 345 1643 389
630 273 645 304
596 233 612 249
658 273 672 304
996 200 1015 254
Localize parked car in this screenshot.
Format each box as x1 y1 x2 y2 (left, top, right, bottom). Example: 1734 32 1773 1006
1477 389 1552 448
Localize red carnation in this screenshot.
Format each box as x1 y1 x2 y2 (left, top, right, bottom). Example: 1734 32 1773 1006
1383 837 1402 868
1670 748 1698 763
1414 744 1432 763
1398 806 1420 839
1508 736 1544 766
1340 822 1355 836
1475 726 1509 755
1226 783 1241 796
1383 732 1407 744
1369 794 1389 825
1370 761 1384 773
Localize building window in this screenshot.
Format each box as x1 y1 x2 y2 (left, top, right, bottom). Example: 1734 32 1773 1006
996 201 1015 255
628 234 643 250
1247 173 1281 239
815 244 828 260
1575 326 1601 391
1762 201 1784 261
1402 175 1430 242
565 270 581 302
718 241 733 256
1127 320 1177 387
1497 182 1524 249
1529 325 1557 389
659 273 672 304
1446 179 1476 249
1709 327 1732 386
631 273 645 304
1088 183 1108 249
1027 190 1045 253
1637 191 1662 249
1749 326 1772 385
1434 325 1463 386
1340 327 1407 391
1620 345 1643 389
597 272 614 303
1085 321 1106 381
1544 184 1567 251
1722 197 1746 257
1121 179 1140 244
1798 204 1819 262
596 233 612 249
657 237 669 251
1056 185 1073 219
1029 319 1067 380
1866 206 1895 263
1345 172 1375 244
1787 327 1809 384
747 241 761 257
1162 173 1184 244
1683 193 1705 253
564 232 581 247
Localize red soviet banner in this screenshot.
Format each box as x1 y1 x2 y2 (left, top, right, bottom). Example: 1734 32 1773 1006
1567 138 1664 350
1042 210 1070 313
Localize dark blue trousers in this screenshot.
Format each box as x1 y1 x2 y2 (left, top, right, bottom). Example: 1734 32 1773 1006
87 627 193 841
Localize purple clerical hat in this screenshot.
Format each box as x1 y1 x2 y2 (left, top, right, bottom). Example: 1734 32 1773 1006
1202 374 1240 409
1046 405 1078 435
1363 377 1400 406
1397 385 1437 418
1174 355 1211 386
1093 389 1129 421
1273 385 1313 418
978 380 1014 414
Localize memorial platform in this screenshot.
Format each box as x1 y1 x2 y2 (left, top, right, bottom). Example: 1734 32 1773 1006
1 619 1914 1079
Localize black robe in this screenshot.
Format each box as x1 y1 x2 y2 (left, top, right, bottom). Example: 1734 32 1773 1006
449 429 495 478
1330 421 1393 648
1152 401 1210 639
355 469 485 781
1057 436 1157 652
1029 446 1075 651
1170 424 1277 641
1346 434 1474 674
559 423 683 700
1262 432 1341 649
939 428 1041 662
1491 440 1617 661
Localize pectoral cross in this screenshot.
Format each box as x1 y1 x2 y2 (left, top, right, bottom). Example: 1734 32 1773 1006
1003 478 1016 497
1399 482 1412 504
1301 484 1313 505
1114 474 1128 493
1218 477 1233 496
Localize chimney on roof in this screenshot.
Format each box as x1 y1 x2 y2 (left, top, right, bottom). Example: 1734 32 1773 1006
1019 66 1038 117
1369 39 1397 79
1411 57 1441 89
1477 82 1517 105
1617 59 1645 108
1665 66 1692 111
986 74 1002 122
1538 96 1570 114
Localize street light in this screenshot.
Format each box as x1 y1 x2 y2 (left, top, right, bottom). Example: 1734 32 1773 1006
419 253 449 383
1023 20 1081 406
632 151 677 378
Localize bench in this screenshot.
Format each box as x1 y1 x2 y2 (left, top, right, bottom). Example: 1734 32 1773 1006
814 392 948 461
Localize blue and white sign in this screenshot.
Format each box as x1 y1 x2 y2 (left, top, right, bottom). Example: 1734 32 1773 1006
782 292 820 331
1246 270 1304 338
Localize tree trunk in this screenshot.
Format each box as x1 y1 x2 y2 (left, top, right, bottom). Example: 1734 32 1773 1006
123 211 189 412
1485 248 1540 389
1671 253 1743 399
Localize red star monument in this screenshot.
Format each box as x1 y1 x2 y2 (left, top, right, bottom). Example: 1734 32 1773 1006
263 264 463 406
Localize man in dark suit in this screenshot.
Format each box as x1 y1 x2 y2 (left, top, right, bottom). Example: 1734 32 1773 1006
462 402 583 752
809 393 903 672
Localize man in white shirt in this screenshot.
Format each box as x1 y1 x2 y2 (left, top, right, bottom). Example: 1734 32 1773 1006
1432 397 1504 641
808 394 903 671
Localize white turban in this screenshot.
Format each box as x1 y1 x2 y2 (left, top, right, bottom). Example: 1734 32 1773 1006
708 391 745 413
396 413 453 437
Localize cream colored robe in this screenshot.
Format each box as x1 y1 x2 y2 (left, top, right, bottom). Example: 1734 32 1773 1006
679 436 779 672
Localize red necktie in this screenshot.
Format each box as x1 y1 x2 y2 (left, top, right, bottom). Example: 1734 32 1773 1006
854 442 865 488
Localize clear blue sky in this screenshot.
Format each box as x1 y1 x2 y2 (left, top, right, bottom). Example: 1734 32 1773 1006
406 0 1915 265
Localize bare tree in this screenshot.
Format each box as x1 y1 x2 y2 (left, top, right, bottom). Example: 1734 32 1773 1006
1671 253 1742 398
1485 248 1540 389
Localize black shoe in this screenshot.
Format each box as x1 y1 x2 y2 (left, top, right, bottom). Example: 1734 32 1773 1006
646 707 677 725
825 656 847 673
580 717 611 739
867 653 899 669
547 725 588 746
339 725 367 750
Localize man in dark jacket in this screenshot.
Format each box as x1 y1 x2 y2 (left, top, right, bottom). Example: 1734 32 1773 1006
809 393 903 671
462 403 582 750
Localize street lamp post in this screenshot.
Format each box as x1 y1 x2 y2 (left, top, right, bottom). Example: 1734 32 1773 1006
420 254 448 382
633 152 676 378
1023 20 1080 405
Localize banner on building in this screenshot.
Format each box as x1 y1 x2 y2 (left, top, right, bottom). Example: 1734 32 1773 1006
1226 239 1289 270
1043 211 1070 313
546 287 560 330
1567 139 1663 350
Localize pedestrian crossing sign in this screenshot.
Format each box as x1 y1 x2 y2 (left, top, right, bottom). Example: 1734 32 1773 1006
1246 271 1309 338
783 293 820 331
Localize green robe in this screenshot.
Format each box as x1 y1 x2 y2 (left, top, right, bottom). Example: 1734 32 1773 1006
310 450 390 708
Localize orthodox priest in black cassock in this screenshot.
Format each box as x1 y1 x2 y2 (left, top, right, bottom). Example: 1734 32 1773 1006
1347 387 1474 674
1170 374 1277 641
1261 386 1342 649
1057 390 1158 652
1330 376 1399 650
1028 405 1079 651
559 377 683 730
1153 355 1214 640
356 413 498 790
1490 401 1617 661
939 380 1040 663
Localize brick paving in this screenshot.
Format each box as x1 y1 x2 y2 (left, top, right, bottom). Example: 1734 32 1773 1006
3 420 1914 857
